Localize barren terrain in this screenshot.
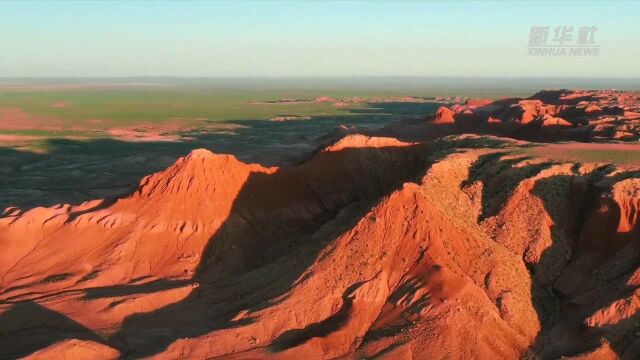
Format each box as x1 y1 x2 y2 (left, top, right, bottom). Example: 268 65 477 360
1 89 640 359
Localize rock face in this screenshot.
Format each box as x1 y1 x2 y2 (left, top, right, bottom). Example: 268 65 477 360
2 95 640 359
409 89 640 142
432 106 456 124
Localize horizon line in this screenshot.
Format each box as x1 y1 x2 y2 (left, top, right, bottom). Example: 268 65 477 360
1 75 640 80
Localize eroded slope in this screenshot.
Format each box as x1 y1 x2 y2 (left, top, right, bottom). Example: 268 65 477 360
1 134 639 359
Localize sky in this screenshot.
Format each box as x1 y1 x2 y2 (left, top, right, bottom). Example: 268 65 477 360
0 0 638 78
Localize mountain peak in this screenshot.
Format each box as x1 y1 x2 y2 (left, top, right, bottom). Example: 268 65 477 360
185 148 216 159
135 150 271 199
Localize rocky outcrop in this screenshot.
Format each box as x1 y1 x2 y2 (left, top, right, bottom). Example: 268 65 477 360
396 89 640 142
431 106 456 124
1 133 640 359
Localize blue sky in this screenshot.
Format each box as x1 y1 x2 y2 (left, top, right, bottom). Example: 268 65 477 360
0 1 638 77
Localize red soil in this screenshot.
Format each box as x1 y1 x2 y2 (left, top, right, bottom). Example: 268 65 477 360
431 106 456 124
0 108 63 130
0 108 226 142
402 89 640 143
315 96 336 103
51 102 67 109
2 89 640 359
1 131 639 359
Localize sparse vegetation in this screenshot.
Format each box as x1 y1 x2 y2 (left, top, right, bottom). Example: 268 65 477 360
40 273 72 284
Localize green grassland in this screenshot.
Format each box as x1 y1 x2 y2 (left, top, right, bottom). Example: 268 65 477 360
0 89 327 126
0 76 565 128
6 79 637 211
0 87 420 128
0 83 447 210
